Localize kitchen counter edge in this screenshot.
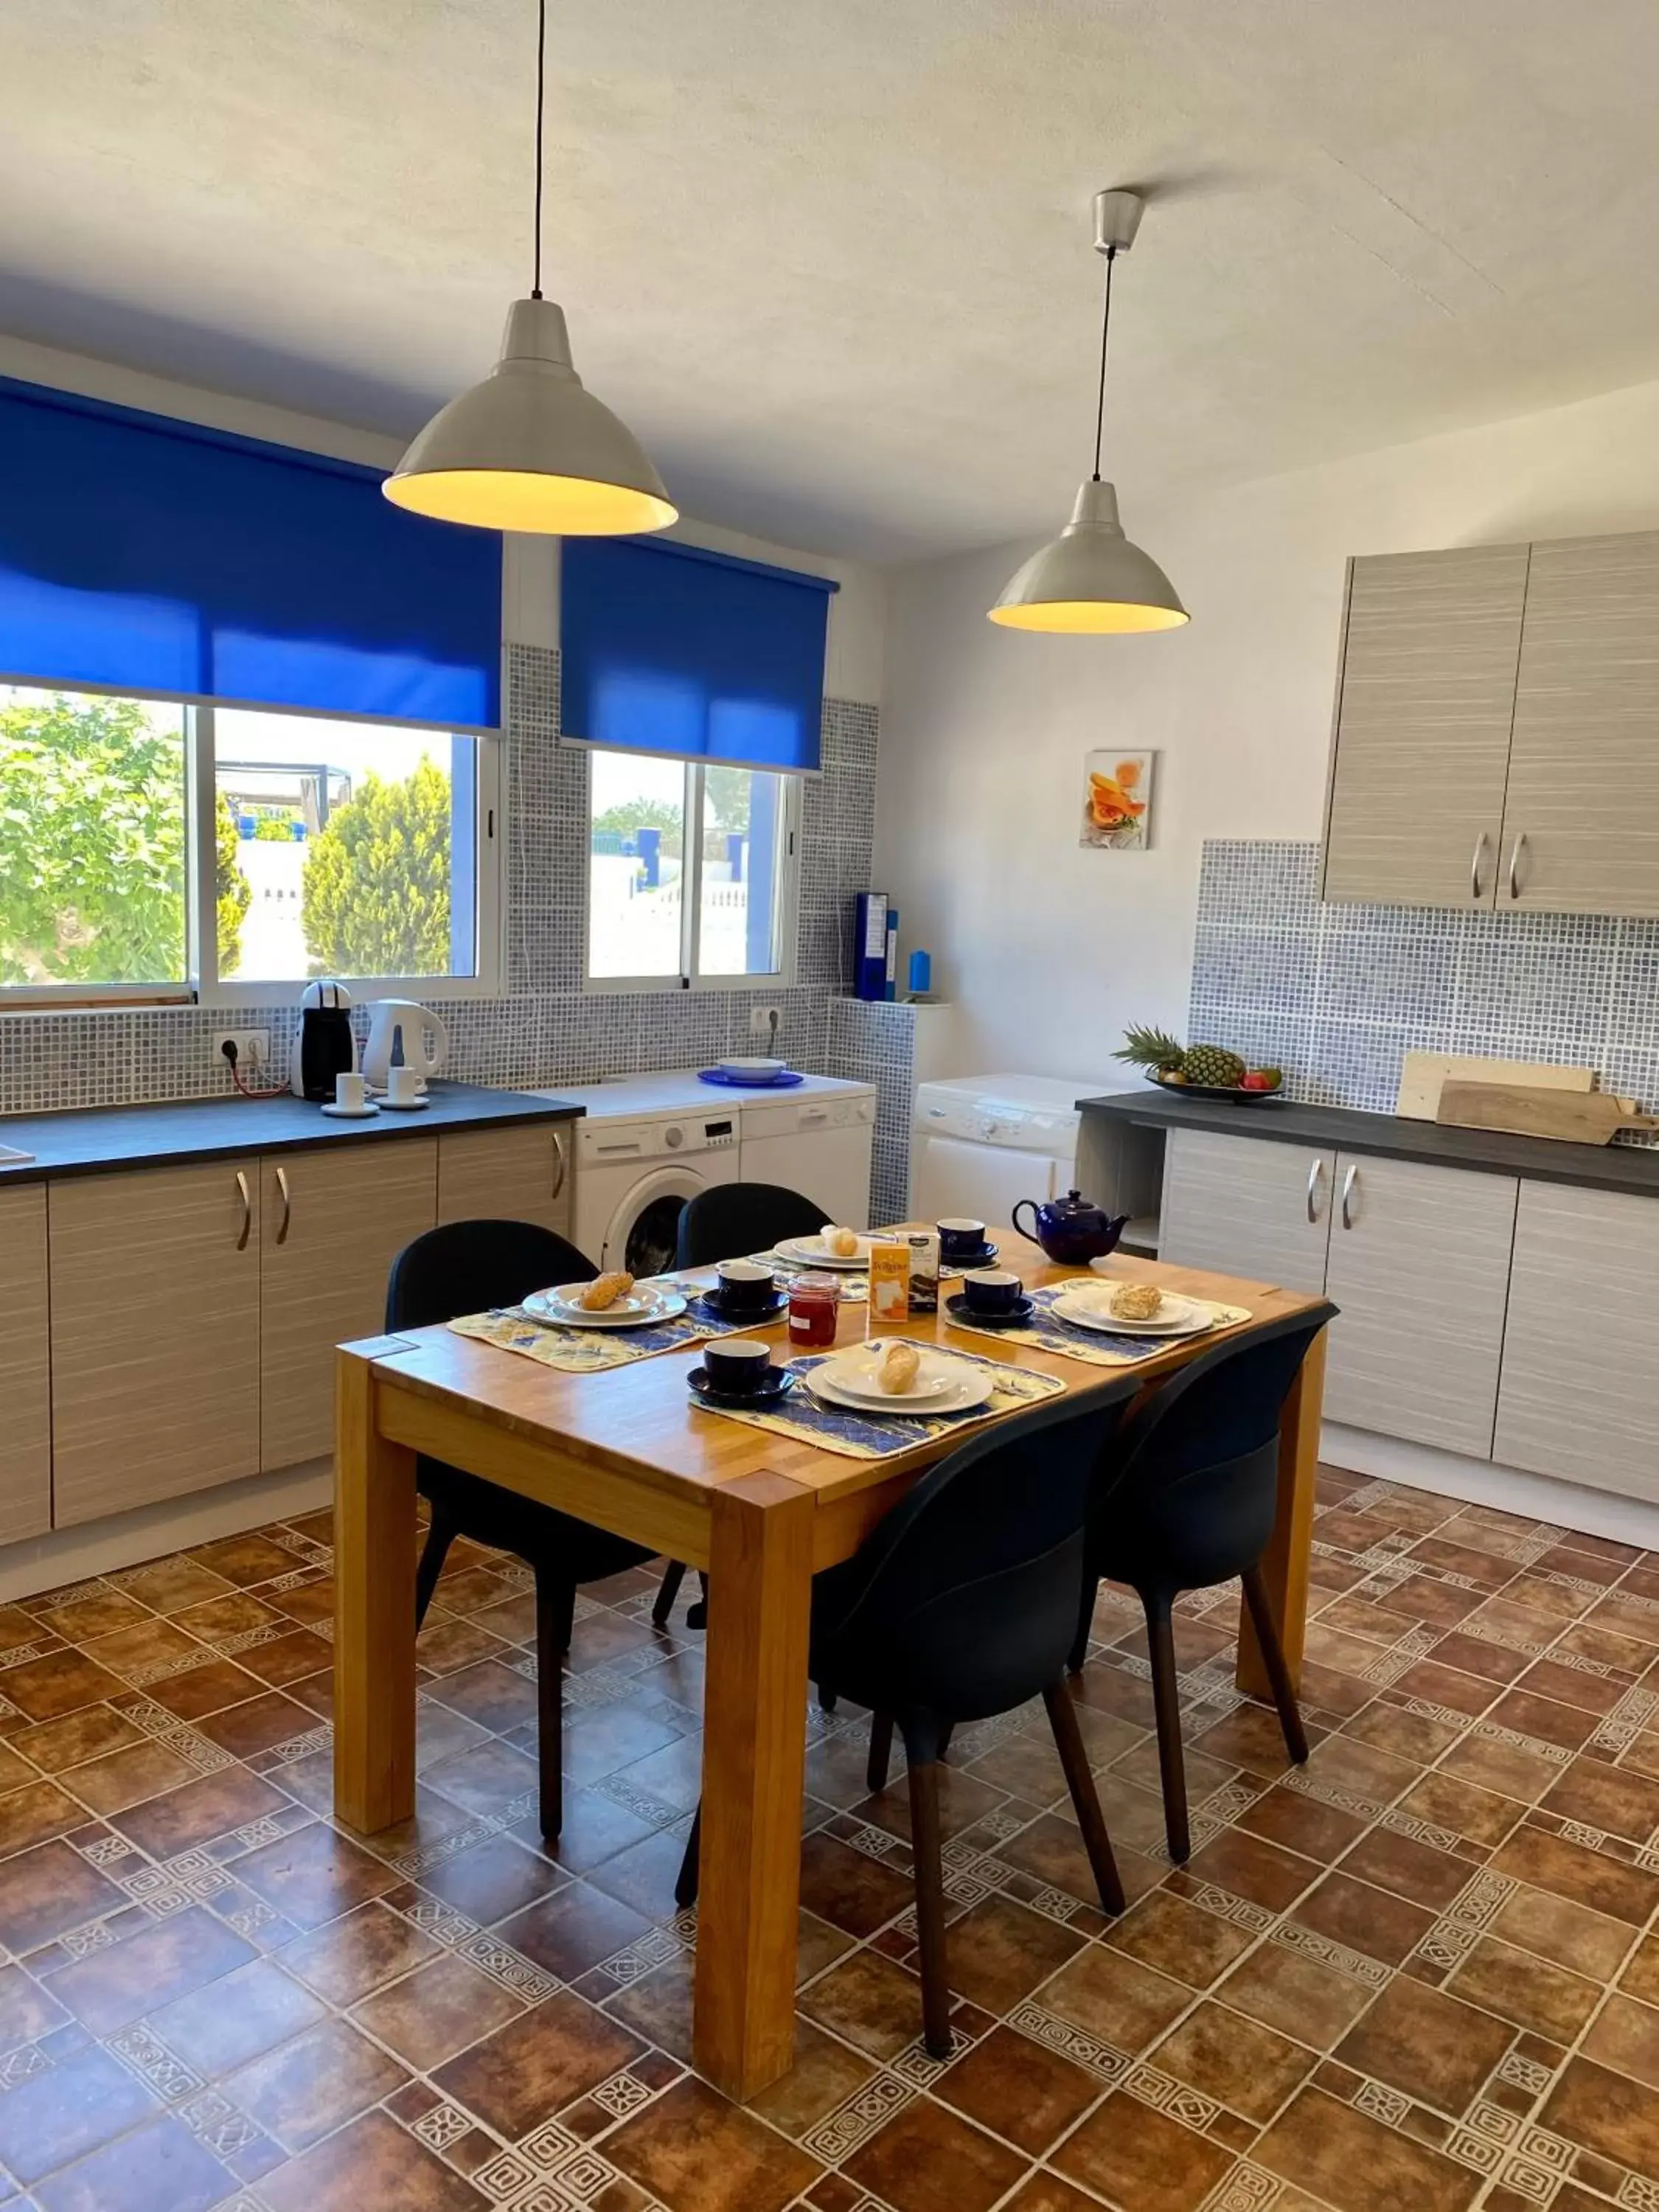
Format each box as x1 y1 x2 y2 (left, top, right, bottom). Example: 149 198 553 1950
0 1082 584 1184
1078 1087 1659 1198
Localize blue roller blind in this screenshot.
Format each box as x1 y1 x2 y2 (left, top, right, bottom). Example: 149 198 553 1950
0 375 501 729
560 536 837 772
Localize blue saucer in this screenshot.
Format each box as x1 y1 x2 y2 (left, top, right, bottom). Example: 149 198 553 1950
697 1068 806 1089
942 1242 1000 1271
687 1365 796 1411
689 1288 790 1326
945 1292 1034 1329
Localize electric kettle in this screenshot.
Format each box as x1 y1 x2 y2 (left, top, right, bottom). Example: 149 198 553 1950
362 1000 448 1093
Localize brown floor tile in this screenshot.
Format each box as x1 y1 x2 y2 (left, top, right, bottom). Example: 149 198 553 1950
797 1832 915 1936
1392 1661 1501 1719
1239 1782 1368 1862
852 1763 1008 1845
1291 1870 1435 1966
747 2020 874 2136
1543 1756 1659 1842
1103 1888 1255 1989
268 1574 335 1629
799 1947 928 2059
1340 1824 1472 1911
603 1954 696 2064
45 1903 254 2034
137 1656 266 1721
0 1739 40 1794
498 1879 653 1979
194 1688 314 1757
233 1820 400 1929
1624 1935 1659 2006
0 1838 122 1951
1523 1655 1634 1714
1335 1975 1512 2115
1153 1999 1317 2122
1184 1826 1321 1913
259 2107 488 2212
1438 1731 1563 1804
1035 1942 1189 2054
28 2108 234 2212
111 1764 289 1857
0 1776 90 1855
962 1728 1066 1805
149 1955 327 2073
60 1738 198 1815
1447 1935 1602 2042
1486 1687 1599 1753
169 1593 286 1648
237 1626 335 1688
422 1657 541 1733
844 2093 1026 2212
1054 2090 1234 2212
433 1990 644 2136
1339 1709 1466 1773
1256 2085 1481 2211
224 2015 408 2152
0 1962 67 2051
0 1603 50 1653
1490 1878 1637 1980
1219 1941 1376 2048
0 1649 128 1722
278 1899 445 2006
608 2076 819 2212
1584 1993 1659 2090
187 1531 304 1586
422 1735 541 1817
939 1894 1085 2014
35 1588 151 1644
352 1952 524 2070
419 1832 566 1924
1544 2053 1659 2181
78 1618 208 1684
1427 1631 1532 1686
108 1558 235 1615
933 2020 1100 2155
1493 1822 1659 1925
1194 1700 1316 1778
1399 1769 1524 1846
0 2045 161 2185
993 1811 1116 1907
9 1704 146 1773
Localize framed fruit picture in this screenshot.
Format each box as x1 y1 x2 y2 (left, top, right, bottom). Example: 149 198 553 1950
1081 751 1155 850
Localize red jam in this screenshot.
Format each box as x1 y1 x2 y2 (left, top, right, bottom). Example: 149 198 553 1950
787 1271 841 1349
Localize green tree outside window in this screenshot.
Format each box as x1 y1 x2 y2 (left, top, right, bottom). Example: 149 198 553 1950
301 759 451 976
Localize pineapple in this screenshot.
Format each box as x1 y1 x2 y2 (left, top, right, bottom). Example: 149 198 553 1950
1181 1042 1247 1088
1117 1025 1249 1089
1115 1024 1186 1077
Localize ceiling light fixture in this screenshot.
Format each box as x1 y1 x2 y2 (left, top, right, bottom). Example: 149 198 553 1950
989 189 1186 633
384 0 675 535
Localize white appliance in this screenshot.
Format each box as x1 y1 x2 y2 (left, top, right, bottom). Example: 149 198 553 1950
522 1070 877 1268
362 1000 449 1092
911 1072 1127 1226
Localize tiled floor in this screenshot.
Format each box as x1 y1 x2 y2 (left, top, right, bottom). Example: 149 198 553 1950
0 1475 1656 2208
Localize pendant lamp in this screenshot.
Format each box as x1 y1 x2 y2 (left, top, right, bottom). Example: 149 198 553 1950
385 0 675 535
990 189 1186 633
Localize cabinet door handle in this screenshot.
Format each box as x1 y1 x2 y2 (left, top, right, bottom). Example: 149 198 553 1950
1507 831 1528 901
234 1170 252 1251
550 1130 566 1200
1340 1163 1358 1230
275 1165 291 1245
1470 830 1489 901
1306 1157 1326 1224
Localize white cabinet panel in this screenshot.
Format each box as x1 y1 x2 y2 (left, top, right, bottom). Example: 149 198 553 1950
1160 1129 1335 1295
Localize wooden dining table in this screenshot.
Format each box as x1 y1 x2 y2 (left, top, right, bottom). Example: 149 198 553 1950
332 1231 1329 2102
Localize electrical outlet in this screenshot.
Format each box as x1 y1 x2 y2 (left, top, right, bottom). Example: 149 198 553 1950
748 1004 783 1038
216 1029 271 1072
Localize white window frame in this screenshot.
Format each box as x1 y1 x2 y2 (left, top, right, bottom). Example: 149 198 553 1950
0 681 504 1009
582 755 801 996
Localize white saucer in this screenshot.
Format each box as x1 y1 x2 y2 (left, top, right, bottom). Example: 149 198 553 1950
805 1343 993 1416
776 1233 874 1270
321 1102 380 1119
1051 1289 1212 1338
522 1282 688 1329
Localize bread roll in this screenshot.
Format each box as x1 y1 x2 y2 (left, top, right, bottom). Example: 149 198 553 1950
874 1340 920 1394
580 1271 634 1311
1108 1282 1164 1321
825 1226 860 1258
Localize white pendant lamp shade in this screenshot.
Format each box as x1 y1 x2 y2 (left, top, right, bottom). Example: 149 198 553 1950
989 479 1186 633
385 299 676 536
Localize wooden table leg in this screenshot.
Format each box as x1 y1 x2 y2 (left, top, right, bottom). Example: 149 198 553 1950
1237 1327 1326 1702
692 1470 815 2101
333 1349 418 1835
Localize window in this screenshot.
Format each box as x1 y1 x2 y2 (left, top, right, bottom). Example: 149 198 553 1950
586 748 797 989
0 681 500 1005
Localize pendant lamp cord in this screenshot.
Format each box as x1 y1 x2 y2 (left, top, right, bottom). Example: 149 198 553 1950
531 0 547 299
1091 245 1116 481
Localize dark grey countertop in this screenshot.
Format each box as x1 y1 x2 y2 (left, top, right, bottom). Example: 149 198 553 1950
1079 1085 1659 1197
0 1082 583 1183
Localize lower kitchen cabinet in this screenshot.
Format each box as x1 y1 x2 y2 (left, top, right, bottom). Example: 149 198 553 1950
260 1140 439 1471
1322 1154 1518 1455
1495 1182 1659 1500
437 1122 571 1238
0 1186 51 1543
1161 1128 1336 1294
50 1161 262 1526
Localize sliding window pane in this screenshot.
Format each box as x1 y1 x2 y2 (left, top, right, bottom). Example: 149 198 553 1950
587 750 686 980
0 684 187 989
697 765 787 977
214 709 475 982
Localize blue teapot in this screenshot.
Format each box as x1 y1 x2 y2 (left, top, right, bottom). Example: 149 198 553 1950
1012 1189 1129 1267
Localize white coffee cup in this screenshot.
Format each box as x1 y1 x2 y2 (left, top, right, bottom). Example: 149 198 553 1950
335 1070 366 1112
386 1064 422 1107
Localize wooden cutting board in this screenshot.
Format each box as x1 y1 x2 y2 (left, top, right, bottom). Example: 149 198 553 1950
1436 1082 1659 1145
1397 1051 1598 1121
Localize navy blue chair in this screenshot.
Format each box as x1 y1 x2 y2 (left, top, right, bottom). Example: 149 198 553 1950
1070 1304 1338 1863
386 1220 655 1843
675 1377 1141 2056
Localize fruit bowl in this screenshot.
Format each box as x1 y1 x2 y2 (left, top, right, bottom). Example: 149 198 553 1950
1146 1071 1286 1106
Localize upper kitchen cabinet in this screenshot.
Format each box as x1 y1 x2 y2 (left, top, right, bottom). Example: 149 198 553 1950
1499 532 1659 916
1321 543 1530 908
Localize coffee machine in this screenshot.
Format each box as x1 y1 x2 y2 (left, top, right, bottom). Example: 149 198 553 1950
290 979 357 1101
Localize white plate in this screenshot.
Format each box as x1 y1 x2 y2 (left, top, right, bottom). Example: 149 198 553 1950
720 1057 787 1077
805 1343 994 1416
521 1281 688 1329
775 1233 874 1270
1051 1288 1212 1338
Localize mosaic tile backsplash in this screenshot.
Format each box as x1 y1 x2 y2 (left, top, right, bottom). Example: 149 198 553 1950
1192 839 1659 1143
0 647 917 1215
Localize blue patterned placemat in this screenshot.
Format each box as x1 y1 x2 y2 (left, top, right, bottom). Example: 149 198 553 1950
687 1345 1066 1461
942 1284 1251 1368
447 1280 756 1374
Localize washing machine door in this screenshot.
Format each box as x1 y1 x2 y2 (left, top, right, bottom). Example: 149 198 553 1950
602 1164 710 1277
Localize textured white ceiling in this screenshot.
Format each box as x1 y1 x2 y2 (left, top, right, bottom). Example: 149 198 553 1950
5 0 1659 560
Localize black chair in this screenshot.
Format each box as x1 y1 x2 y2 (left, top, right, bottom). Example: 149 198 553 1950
675 1379 1140 2057
652 1182 835 1630
386 1220 655 1843
1069 1304 1338 1864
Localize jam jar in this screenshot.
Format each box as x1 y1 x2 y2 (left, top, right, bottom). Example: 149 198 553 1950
787 1270 841 1349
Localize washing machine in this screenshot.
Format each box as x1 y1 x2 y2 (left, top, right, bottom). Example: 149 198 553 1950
557 1089 744 1274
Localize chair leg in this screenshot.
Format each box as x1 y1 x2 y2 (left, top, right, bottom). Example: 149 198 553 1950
1041 1680 1125 1915
414 1515 456 1631
1146 1594 1191 1865
867 1712 894 1793
905 1754 954 2060
535 1573 578 1843
686 1571 710 1632
1242 1562 1310 1764
818 1688 838 1714
1067 1573 1097 1674
652 1560 686 1628
675 1806 701 1909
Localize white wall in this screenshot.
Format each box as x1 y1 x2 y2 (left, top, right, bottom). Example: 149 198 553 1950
875 375 1659 1079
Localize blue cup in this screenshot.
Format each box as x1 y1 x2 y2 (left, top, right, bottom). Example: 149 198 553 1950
962 1269 1023 1315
